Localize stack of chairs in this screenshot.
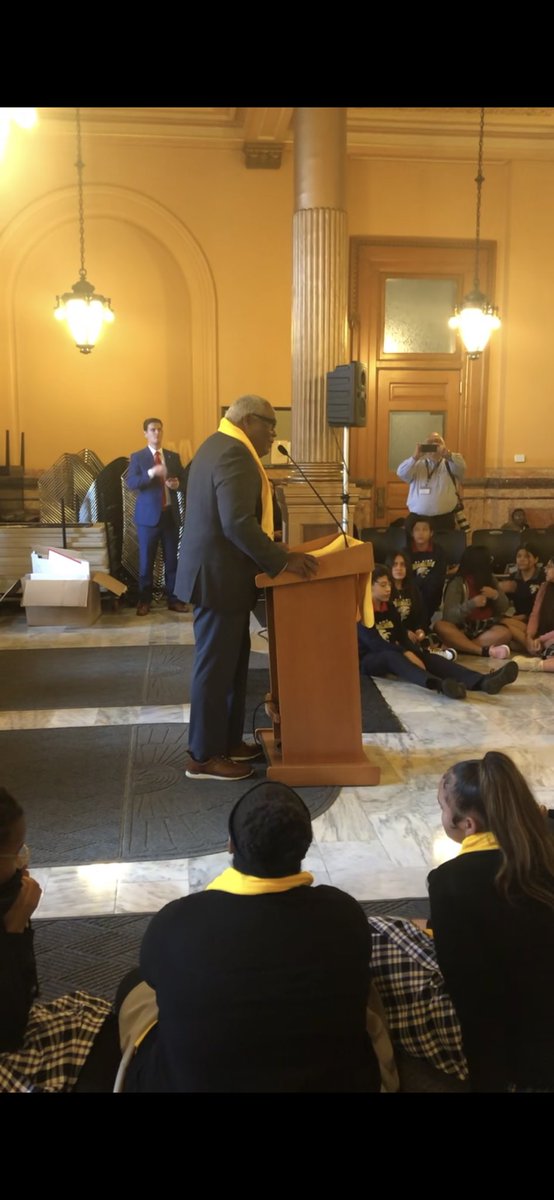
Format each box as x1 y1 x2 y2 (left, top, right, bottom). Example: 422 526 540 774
360 524 467 568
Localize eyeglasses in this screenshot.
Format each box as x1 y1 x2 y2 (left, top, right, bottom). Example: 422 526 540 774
250 413 276 431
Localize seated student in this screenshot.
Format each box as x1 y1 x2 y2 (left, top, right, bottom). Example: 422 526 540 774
0 788 115 1092
433 545 529 659
404 515 448 626
498 542 544 620
430 752 554 1091
369 752 554 1092
357 565 518 699
386 548 455 659
113 782 381 1093
501 507 529 532
386 550 428 645
513 556 554 672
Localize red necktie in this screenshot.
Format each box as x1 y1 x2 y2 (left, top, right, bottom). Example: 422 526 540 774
154 450 168 509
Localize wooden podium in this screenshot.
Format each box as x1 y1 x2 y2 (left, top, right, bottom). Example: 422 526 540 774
254 535 380 786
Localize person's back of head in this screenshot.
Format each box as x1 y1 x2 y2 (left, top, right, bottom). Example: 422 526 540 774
229 782 312 878
442 752 554 908
458 544 494 588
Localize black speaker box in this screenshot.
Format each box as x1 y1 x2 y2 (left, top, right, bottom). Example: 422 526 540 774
326 361 367 427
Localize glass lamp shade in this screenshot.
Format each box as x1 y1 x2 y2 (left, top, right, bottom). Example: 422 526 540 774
448 292 501 358
54 278 114 354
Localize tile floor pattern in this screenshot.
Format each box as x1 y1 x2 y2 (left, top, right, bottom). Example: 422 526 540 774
1 600 553 918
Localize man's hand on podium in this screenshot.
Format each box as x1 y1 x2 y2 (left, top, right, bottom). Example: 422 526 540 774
284 552 319 580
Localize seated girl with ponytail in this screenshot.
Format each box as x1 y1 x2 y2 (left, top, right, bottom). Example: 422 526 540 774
367 752 554 1092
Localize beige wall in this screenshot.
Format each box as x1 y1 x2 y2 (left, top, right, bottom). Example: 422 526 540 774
1 116 554 473
0 124 294 469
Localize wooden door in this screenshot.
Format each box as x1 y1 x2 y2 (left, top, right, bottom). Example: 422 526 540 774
375 369 461 525
348 238 494 526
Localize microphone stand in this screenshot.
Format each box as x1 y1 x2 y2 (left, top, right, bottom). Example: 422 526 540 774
341 426 350 535
277 445 348 549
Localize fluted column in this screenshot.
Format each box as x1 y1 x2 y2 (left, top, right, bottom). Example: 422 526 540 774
292 108 349 463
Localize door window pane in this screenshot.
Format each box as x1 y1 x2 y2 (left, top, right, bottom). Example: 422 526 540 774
389 412 445 472
384 278 457 354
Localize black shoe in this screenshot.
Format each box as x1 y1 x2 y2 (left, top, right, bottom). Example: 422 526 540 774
480 660 519 694
440 678 466 700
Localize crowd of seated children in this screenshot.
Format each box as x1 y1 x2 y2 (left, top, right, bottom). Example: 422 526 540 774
513 556 554 673
0 787 116 1093
357 565 518 700
368 752 554 1092
498 541 544 619
433 545 529 659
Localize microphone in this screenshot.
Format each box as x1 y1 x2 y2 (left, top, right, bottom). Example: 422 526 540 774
277 444 348 548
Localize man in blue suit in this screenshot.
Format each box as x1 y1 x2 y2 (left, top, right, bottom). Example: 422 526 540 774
126 418 190 616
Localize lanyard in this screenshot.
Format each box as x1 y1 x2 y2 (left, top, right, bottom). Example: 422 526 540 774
425 458 440 481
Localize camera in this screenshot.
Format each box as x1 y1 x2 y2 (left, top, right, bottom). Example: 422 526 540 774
456 512 471 534
420 442 439 454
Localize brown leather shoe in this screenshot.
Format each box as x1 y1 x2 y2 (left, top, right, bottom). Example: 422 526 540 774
167 600 191 613
185 755 255 781
136 602 151 616
228 740 264 762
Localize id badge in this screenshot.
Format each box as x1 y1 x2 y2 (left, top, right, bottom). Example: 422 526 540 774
420 486 431 495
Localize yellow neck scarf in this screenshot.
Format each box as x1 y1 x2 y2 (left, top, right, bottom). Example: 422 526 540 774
308 532 374 627
218 416 274 538
459 831 500 855
206 866 314 895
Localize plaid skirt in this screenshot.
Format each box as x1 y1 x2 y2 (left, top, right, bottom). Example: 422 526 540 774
368 917 468 1081
0 992 112 1093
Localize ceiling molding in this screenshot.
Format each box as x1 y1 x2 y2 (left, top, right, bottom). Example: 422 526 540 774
36 107 554 162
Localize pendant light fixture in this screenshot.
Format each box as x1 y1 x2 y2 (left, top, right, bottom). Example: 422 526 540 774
54 107 114 354
448 107 501 358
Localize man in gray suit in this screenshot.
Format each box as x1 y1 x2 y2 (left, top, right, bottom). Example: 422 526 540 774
175 395 318 781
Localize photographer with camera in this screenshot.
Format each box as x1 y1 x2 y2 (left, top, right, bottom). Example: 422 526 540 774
396 432 466 531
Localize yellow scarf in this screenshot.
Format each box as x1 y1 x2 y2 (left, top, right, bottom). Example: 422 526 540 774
308 532 374 628
218 416 274 538
206 866 314 894
459 831 500 855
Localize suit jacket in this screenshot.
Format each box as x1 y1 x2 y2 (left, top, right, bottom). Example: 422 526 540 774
175 431 288 612
126 447 188 527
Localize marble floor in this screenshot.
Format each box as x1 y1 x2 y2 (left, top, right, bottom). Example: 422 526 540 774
1 598 553 919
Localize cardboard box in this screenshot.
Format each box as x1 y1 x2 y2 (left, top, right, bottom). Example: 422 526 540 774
21 569 127 628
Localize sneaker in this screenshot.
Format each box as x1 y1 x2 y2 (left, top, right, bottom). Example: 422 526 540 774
431 648 458 662
185 755 255 781
480 660 519 694
489 644 511 660
228 740 264 762
512 655 544 673
440 678 466 700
